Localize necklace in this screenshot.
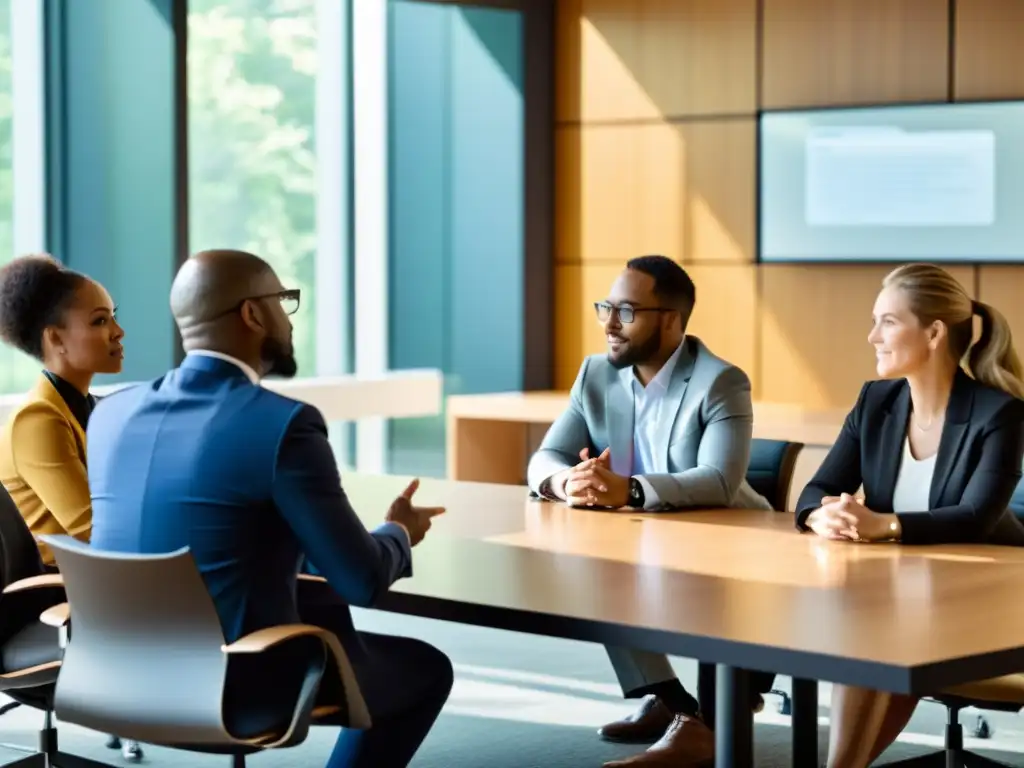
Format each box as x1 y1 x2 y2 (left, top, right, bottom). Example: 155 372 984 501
914 413 941 432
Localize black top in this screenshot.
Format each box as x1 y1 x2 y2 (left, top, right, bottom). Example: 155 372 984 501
42 370 97 432
795 369 1024 546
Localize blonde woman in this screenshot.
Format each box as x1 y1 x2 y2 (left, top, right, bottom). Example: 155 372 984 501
796 263 1024 767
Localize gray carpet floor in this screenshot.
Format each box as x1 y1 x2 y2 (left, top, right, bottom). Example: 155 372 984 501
1 608 1022 767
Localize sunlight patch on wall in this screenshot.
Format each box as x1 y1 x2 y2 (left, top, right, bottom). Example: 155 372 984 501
689 193 744 264
579 14 659 122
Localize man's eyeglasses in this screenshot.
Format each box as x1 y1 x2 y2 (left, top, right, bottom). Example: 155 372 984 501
593 301 669 324
212 289 301 320
271 289 301 316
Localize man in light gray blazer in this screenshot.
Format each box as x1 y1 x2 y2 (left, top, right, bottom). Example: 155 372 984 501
528 256 773 768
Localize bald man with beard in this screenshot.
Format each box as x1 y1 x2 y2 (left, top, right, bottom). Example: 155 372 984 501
87 250 453 768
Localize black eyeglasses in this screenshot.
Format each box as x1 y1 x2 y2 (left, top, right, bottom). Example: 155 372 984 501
593 301 670 324
212 289 301 320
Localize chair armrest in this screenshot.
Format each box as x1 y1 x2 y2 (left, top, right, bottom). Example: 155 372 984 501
4 574 64 594
222 624 337 654
224 623 372 736
39 603 70 628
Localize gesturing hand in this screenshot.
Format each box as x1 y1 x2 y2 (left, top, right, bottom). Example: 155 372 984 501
385 478 446 546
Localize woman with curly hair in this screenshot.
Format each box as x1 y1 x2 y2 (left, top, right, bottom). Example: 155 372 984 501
0 254 125 557
0 254 142 762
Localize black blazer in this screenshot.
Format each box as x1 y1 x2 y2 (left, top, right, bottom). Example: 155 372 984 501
795 370 1024 545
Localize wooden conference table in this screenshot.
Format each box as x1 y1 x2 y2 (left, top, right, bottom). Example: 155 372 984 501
338 474 1024 767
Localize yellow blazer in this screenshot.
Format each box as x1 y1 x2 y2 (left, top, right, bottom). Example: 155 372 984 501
0 374 92 564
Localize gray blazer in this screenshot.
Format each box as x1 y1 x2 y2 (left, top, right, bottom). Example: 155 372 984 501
528 337 772 511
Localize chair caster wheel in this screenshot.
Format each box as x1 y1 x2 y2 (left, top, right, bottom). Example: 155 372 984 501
971 715 993 739
122 739 144 762
770 688 792 715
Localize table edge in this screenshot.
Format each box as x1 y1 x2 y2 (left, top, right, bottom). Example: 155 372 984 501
376 590 1024 696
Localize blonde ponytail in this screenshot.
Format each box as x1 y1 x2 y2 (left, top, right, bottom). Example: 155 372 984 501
968 300 1024 400
883 264 1024 401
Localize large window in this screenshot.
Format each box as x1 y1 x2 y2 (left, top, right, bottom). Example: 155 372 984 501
385 0 526 476
187 0 320 375
0 0 43 396
0 1 11 269
185 0 547 475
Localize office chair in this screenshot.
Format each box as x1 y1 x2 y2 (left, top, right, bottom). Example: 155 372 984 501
42 534 370 768
697 439 805 726
877 478 1024 767
0 486 112 767
746 438 805 513
882 687 1021 767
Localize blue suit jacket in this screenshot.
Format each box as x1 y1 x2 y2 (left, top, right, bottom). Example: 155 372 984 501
87 354 412 647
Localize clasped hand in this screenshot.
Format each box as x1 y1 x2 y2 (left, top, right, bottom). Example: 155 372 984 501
560 448 631 508
806 492 890 542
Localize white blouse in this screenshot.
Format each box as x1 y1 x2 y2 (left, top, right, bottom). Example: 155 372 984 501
891 437 937 513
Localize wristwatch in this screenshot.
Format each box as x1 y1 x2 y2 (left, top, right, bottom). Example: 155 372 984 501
628 477 645 508
884 518 901 542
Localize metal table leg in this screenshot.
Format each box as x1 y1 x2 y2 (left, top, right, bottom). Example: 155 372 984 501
791 677 819 768
697 661 716 730
715 664 753 768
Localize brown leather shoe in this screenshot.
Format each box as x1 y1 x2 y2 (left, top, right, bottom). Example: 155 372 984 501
598 695 674 744
602 713 714 767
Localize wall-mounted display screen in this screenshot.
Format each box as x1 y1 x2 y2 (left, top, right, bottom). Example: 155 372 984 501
759 100 1024 263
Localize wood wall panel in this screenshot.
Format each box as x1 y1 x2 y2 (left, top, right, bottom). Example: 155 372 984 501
554 263 758 391
954 0 1024 100
556 120 755 264
761 0 949 109
632 0 757 118
553 0 1024 409
977 268 1024 358
759 265 976 409
554 263 592 390
576 0 648 123
686 264 759 390
554 126 582 263
557 0 758 123
555 0 583 123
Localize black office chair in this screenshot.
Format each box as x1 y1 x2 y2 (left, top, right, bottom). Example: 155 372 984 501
882 478 1024 767
883 688 1020 767
697 439 805 727
0 485 112 767
746 438 805 513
